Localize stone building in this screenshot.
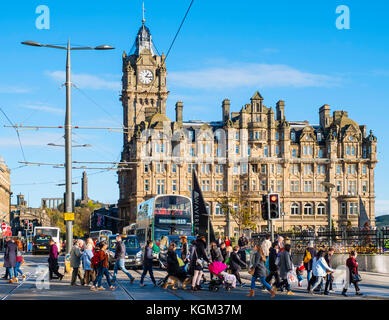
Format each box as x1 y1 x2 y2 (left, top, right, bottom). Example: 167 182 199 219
118 19 378 237
0 156 11 224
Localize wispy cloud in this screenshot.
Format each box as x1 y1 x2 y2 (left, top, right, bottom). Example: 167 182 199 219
0 86 31 94
169 63 341 90
23 104 64 115
45 71 121 91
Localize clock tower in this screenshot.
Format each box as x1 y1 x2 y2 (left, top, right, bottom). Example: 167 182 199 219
120 17 169 143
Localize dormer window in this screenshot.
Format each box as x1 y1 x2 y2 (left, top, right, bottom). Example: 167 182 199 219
291 131 296 141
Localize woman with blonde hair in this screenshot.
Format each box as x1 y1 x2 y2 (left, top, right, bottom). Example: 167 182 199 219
247 244 276 298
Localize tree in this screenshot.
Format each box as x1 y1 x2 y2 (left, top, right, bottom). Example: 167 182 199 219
217 175 260 236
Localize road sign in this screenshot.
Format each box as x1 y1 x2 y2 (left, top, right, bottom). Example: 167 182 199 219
1 223 7 231
64 212 74 221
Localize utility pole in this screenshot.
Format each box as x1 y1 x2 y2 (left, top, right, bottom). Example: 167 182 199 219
21 40 114 254
64 40 73 254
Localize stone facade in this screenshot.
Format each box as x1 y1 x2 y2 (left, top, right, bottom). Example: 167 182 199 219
0 157 11 224
118 22 378 237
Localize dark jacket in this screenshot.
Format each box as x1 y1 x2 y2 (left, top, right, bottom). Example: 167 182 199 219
115 241 126 260
4 241 17 268
230 251 246 272
144 246 154 266
251 251 267 278
220 247 227 262
268 247 279 272
167 249 179 276
181 242 188 259
238 236 248 248
211 246 223 262
190 239 209 271
303 247 316 271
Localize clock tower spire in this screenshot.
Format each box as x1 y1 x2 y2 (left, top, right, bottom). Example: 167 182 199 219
120 8 169 142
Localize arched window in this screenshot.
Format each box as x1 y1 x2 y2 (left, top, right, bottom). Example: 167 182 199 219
317 203 326 215
205 203 210 215
304 203 313 215
291 203 299 215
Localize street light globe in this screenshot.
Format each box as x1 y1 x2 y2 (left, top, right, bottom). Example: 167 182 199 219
95 45 115 50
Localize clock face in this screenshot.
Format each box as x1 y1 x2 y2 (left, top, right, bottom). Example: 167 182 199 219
139 69 154 85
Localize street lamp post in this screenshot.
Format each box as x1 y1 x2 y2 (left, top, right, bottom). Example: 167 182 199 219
21 40 114 254
321 182 335 246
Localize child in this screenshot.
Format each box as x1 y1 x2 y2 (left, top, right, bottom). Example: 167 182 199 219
296 261 305 287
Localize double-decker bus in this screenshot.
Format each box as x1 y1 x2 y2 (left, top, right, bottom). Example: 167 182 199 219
136 195 193 248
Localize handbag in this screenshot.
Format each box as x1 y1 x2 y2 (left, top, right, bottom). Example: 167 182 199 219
351 272 362 282
248 268 255 276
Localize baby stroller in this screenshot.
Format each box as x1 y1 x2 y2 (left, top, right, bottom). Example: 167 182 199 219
208 261 236 292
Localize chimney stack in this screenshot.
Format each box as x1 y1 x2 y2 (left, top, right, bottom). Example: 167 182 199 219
276 100 285 121
222 99 230 123
175 101 183 123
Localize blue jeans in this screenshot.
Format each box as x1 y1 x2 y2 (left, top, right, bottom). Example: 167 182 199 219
251 275 272 291
14 261 23 277
112 259 134 281
7 267 14 279
297 274 304 282
93 267 112 287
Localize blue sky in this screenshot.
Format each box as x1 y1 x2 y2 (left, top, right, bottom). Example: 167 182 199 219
0 1 388 215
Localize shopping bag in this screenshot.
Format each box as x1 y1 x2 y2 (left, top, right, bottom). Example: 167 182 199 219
287 271 298 284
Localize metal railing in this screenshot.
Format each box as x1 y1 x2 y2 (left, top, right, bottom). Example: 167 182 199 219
251 228 389 254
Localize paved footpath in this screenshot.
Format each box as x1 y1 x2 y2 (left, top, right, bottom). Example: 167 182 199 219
0 253 388 300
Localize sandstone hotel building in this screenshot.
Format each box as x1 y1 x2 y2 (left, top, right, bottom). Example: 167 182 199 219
117 19 378 238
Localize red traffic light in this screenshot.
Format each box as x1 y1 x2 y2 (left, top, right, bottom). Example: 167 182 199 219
270 195 278 202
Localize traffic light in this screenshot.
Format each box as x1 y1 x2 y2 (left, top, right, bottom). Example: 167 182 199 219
269 193 280 220
261 194 269 221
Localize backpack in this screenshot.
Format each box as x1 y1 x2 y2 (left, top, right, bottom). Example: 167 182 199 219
303 249 312 264
91 250 101 268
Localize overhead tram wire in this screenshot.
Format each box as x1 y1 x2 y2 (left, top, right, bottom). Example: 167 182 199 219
130 0 195 127
0 106 27 162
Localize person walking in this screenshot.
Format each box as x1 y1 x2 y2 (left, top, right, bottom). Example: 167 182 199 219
140 240 157 287
14 240 26 281
277 236 285 252
278 243 295 295
180 236 189 261
217 235 223 247
70 239 85 286
324 247 335 295
81 243 95 286
304 241 317 290
2 237 9 279
4 237 17 283
309 250 334 294
220 242 228 262
210 242 223 262
247 244 276 298
265 241 281 289
112 235 135 284
342 251 363 297
261 235 272 259
163 243 187 290
190 236 209 291
91 241 116 291
230 245 247 287
48 239 64 281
